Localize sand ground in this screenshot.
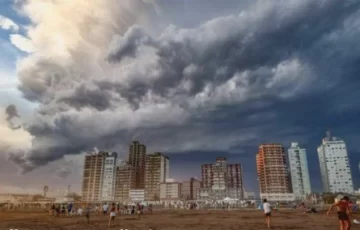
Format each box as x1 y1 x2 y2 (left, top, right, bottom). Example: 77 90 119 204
0 209 358 230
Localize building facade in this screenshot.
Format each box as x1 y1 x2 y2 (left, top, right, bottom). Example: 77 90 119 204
181 178 201 200
201 157 243 200
318 131 354 193
160 182 182 201
128 141 146 189
81 152 107 202
129 189 145 201
144 152 169 201
114 162 136 202
101 152 117 201
288 142 311 200
256 144 292 199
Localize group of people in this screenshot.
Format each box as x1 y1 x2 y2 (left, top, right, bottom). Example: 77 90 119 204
49 202 150 226
261 196 356 230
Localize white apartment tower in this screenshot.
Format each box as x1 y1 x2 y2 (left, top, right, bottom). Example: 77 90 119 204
288 142 311 200
101 152 117 201
317 131 354 193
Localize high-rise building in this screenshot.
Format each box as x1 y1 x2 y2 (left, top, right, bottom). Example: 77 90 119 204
101 152 117 201
81 151 117 202
212 157 227 190
318 131 354 193
200 157 243 199
288 142 311 200
144 152 169 201
128 141 146 189
256 144 292 196
114 162 136 202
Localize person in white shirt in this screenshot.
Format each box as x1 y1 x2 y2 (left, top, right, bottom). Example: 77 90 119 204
103 203 108 215
263 199 272 228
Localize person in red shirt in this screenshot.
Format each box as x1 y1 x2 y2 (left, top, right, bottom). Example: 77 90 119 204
327 196 351 230
108 203 116 227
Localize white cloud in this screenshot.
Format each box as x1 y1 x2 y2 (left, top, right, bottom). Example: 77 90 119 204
10 34 35 53
0 15 19 32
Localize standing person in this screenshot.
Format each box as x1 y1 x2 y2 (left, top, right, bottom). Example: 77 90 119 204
103 203 108 215
327 196 351 230
85 205 90 224
67 203 73 216
109 203 116 227
137 203 142 219
117 203 120 214
263 199 272 229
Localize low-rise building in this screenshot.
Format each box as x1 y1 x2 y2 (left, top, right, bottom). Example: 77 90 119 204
181 178 201 200
160 182 182 201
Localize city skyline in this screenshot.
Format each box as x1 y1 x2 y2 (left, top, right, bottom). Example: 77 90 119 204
1 0 360 195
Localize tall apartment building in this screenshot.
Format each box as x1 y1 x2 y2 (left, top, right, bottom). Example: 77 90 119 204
81 151 117 202
256 144 292 196
114 162 136 202
200 157 243 199
128 141 146 189
181 178 201 200
212 157 227 190
288 142 311 200
144 152 169 201
101 152 117 201
318 131 354 193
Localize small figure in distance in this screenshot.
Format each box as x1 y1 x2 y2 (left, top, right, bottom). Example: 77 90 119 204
327 196 351 230
263 199 272 229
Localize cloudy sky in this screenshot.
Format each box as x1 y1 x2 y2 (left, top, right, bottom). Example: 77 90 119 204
1 0 360 195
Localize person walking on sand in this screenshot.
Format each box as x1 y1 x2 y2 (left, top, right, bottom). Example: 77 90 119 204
327 196 352 230
85 205 90 224
109 203 116 227
263 199 272 228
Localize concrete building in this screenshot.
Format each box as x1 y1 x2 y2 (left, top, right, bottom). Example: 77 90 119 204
101 152 117 201
81 151 108 202
201 157 243 200
145 152 169 201
128 141 146 189
114 162 136 202
160 182 182 201
256 144 292 200
129 189 145 201
181 178 201 200
288 142 311 200
243 191 256 200
318 131 354 193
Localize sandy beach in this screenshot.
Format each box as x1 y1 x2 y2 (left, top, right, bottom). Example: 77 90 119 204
0 209 358 230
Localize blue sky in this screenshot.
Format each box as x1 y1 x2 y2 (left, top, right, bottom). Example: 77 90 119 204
0 0 360 195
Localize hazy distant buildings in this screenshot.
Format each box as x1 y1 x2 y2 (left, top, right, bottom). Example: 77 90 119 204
114 162 136 202
144 152 169 201
318 131 354 193
128 141 146 189
82 151 116 202
257 144 292 201
288 142 311 200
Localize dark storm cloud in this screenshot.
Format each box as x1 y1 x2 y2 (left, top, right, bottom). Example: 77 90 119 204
8 0 360 185
5 104 21 130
